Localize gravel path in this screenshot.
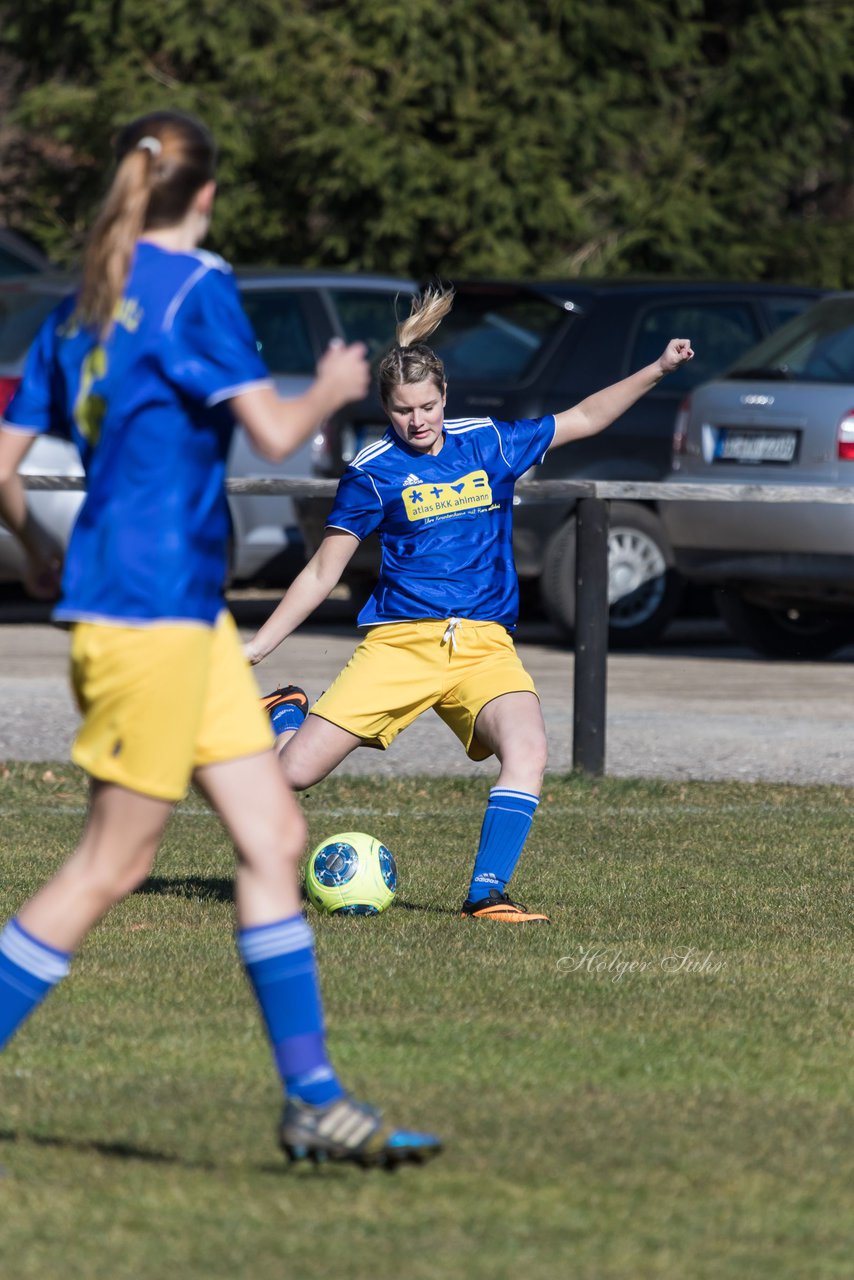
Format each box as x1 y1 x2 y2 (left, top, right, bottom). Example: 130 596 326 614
2 598 854 786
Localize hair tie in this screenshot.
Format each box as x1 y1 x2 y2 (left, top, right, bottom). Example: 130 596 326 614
137 136 162 156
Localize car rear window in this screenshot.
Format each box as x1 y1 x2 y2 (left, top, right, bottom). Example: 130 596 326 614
239 289 317 376
727 296 854 383
631 301 762 392
0 289 64 363
431 289 568 383
327 288 414 360
240 286 412 374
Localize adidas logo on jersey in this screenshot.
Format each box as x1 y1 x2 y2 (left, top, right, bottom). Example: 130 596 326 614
403 473 421 485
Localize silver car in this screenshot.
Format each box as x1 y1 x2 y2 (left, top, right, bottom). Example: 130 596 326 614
0 268 414 586
662 293 854 658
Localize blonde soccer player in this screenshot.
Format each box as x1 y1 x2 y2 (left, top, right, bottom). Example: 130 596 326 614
248 286 693 922
0 110 441 1167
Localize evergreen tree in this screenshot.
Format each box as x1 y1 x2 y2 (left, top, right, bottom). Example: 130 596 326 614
0 0 850 285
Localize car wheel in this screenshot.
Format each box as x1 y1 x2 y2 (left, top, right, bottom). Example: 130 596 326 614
540 503 683 648
714 589 854 660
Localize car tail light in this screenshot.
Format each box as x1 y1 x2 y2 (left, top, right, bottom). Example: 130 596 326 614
837 409 854 461
672 396 691 460
0 376 21 415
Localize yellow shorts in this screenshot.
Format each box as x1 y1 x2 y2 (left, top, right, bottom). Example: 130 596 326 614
69 611 274 801
311 618 537 760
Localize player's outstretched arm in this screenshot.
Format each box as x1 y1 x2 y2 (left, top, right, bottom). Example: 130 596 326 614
232 340 370 463
549 338 694 450
0 427 63 599
243 530 360 665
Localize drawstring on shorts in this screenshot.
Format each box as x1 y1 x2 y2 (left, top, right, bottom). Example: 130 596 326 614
441 617 463 653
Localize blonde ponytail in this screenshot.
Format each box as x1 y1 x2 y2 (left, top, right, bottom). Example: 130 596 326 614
76 147 156 337
396 284 454 347
75 111 217 338
379 284 454 406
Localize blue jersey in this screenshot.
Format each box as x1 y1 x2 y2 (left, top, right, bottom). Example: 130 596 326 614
3 242 271 626
327 415 555 630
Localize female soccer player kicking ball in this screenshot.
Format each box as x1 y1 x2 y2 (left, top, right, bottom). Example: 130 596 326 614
247 287 693 923
0 111 441 1168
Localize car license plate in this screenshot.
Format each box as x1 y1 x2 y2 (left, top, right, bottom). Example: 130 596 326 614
714 429 797 463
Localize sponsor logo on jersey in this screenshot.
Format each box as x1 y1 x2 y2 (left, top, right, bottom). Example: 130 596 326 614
402 470 493 521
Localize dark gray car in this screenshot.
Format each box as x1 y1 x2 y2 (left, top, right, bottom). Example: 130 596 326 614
0 268 414 586
662 293 854 658
299 278 824 644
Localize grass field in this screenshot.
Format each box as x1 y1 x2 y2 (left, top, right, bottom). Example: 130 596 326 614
0 762 852 1279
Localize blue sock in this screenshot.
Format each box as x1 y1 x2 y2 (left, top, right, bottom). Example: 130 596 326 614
0 919 72 1050
238 914 344 1107
465 788 540 903
269 702 307 736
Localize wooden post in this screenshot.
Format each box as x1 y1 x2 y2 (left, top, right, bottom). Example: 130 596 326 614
573 497 609 776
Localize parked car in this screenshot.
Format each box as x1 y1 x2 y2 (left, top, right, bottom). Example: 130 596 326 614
0 268 415 587
299 278 825 644
661 292 854 659
0 229 51 276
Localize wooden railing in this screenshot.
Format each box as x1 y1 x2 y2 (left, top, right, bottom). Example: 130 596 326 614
23 474 854 776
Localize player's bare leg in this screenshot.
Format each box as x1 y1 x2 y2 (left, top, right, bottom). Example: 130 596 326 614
0 783 171 1050
473 691 548 796
18 782 172 949
277 714 363 790
194 750 305 924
